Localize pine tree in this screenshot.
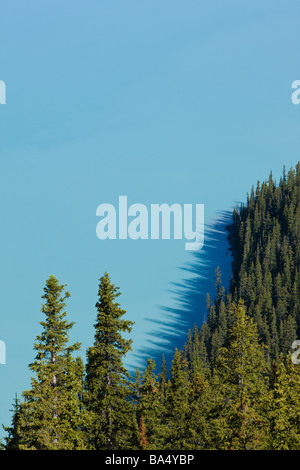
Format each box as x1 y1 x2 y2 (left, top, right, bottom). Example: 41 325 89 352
84 272 138 450
162 349 190 449
3 395 23 450
267 355 300 449
137 358 164 450
185 362 212 449
211 300 269 450
4 275 85 450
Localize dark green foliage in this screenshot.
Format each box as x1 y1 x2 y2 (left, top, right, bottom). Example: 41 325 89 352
84 272 138 450
3 396 23 450
267 354 300 449
4 275 85 450
178 163 300 449
161 349 190 449
135 358 164 449
210 300 270 449
230 164 300 360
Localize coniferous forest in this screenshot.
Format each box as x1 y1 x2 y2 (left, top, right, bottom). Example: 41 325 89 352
3 163 300 451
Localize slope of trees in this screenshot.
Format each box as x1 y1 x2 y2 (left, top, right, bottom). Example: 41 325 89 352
3 164 300 450
230 163 300 359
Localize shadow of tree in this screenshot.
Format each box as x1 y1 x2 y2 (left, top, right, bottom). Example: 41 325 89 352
130 210 234 374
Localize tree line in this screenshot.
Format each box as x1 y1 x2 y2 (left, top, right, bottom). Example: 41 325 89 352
3 163 300 450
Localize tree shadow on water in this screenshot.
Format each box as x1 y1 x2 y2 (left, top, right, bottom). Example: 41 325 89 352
131 210 234 374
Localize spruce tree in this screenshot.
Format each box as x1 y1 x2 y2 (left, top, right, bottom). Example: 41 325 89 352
84 272 138 450
268 355 300 449
185 361 212 449
4 275 85 450
161 349 190 449
211 300 269 450
137 358 165 450
3 395 23 450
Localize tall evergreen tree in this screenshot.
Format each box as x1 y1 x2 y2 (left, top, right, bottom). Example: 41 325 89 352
84 272 138 450
211 300 269 450
4 275 85 450
267 355 300 449
161 349 190 449
185 361 212 449
3 395 23 450
137 358 163 450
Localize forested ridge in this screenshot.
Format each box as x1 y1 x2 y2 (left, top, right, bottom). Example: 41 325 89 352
3 164 300 450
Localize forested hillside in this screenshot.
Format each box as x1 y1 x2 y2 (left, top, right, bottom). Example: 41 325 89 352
3 164 300 450
189 162 300 367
